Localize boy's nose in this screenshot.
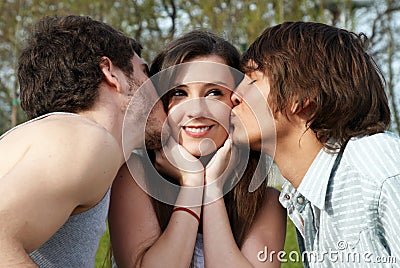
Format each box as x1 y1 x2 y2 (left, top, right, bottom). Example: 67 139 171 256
231 92 242 106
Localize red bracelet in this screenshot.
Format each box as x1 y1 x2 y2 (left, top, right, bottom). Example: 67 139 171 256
172 207 200 224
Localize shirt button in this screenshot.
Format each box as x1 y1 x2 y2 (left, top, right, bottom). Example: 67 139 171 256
284 194 290 200
297 196 304 204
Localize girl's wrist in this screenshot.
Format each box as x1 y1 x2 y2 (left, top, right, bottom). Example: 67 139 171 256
181 173 204 187
203 181 224 204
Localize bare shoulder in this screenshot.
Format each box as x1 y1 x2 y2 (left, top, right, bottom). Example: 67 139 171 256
244 186 287 239
33 116 123 164
5 115 120 151
243 186 286 245
5 116 124 204
240 187 287 265
265 187 284 210
40 115 119 145
54 118 124 196
0 116 124 251
113 153 146 188
257 186 286 225
109 154 161 267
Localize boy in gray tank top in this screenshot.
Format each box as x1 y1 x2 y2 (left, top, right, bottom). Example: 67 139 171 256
0 15 168 267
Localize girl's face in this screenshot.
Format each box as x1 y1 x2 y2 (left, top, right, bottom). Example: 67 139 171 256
167 55 234 157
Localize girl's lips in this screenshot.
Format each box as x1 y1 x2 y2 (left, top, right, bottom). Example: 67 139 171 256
182 125 213 138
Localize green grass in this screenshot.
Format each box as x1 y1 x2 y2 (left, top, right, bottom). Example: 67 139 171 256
282 218 304 267
95 227 111 268
94 217 303 267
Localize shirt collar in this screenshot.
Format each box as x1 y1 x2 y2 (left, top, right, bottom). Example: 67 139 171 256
296 147 339 210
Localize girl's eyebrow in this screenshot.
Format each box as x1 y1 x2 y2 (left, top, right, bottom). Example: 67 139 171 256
171 81 230 89
203 81 229 87
172 84 189 89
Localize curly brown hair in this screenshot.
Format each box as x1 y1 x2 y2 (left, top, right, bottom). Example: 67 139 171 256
18 15 142 119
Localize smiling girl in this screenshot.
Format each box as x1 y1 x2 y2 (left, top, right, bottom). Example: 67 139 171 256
109 30 286 268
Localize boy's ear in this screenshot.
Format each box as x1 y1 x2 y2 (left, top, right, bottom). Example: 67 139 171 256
99 56 122 93
290 99 315 119
290 99 313 114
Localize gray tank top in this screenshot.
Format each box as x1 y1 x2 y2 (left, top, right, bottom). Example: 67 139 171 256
29 189 110 267
1 112 111 267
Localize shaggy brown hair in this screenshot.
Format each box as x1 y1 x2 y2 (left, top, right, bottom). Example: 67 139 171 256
242 21 390 148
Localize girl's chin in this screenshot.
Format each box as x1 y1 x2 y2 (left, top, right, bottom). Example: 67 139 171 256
183 139 223 156
185 146 223 158
190 151 215 158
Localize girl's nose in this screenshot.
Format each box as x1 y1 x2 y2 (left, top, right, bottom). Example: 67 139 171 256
187 98 205 118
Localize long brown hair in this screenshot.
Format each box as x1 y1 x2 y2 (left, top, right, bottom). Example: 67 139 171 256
149 29 269 247
242 21 390 148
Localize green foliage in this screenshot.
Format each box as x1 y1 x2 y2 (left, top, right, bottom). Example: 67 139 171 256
282 218 304 267
95 227 111 268
0 0 399 134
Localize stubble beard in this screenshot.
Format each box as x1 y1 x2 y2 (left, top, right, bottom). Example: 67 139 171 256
144 117 164 150
128 77 166 150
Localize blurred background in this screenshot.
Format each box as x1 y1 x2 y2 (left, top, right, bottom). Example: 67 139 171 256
0 1 399 267
0 0 399 135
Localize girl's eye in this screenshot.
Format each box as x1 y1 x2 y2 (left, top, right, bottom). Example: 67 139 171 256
249 80 257 85
206 89 223 97
171 89 187 97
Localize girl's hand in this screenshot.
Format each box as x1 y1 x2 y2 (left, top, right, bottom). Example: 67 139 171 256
204 139 239 202
205 139 239 183
154 137 204 187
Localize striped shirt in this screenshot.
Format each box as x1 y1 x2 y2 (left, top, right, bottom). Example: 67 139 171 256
279 132 400 267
